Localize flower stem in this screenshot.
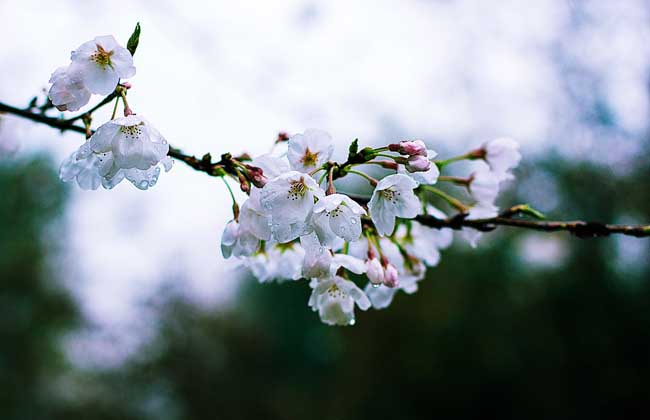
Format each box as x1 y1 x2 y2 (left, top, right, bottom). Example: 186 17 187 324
318 170 328 186
360 160 399 170
348 169 378 186
309 164 326 176
221 177 239 221
434 152 474 169
375 152 398 160
438 175 471 186
326 166 336 195
119 90 133 116
110 96 120 120
419 185 468 212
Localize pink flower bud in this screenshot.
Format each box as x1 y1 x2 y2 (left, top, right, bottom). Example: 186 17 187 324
366 258 384 285
247 165 268 188
383 264 399 288
276 132 290 143
398 140 427 156
405 154 431 173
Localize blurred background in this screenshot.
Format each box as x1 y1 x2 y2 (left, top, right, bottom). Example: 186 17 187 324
1 0 650 418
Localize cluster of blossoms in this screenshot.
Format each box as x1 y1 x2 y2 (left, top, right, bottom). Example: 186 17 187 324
45 30 522 326
221 129 521 326
49 34 172 190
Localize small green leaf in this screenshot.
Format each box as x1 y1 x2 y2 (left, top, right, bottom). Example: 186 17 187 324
513 204 546 220
348 139 359 157
522 205 546 220
127 22 141 56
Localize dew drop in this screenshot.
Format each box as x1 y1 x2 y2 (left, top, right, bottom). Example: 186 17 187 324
138 180 149 189
371 283 381 288
349 319 356 326
350 218 357 225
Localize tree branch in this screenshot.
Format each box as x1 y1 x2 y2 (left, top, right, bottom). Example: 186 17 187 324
3 100 650 239
0 100 217 176
415 214 650 238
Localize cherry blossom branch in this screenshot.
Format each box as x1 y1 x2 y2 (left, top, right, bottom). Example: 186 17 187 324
15 23 650 328
3 99 650 238
0 100 226 177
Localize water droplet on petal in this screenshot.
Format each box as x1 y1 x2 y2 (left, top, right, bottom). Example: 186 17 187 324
350 218 357 225
371 283 381 288
349 319 356 326
138 180 149 189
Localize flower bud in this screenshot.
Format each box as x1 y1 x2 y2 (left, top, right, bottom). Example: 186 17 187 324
390 140 427 156
383 263 399 288
366 258 384 285
247 165 268 188
405 155 431 173
276 132 290 143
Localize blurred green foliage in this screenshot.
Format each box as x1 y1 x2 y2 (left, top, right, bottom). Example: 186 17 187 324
1 153 649 419
0 156 79 419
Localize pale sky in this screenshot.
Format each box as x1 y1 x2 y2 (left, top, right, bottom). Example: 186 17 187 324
1 0 649 366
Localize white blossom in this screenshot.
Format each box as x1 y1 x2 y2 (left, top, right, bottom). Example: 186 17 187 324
247 243 305 283
48 66 91 111
59 146 103 190
89 115 168 171
260 171 324 243
60 116 172 191
368 174 421 236
251 153 290 180
469 169 500 205
301 232 333 279
313 193 366 242
308 276 370 326
238 188 272 241
287 129 334 173
483 137 521 181
400 224 441 267
425 205 454 250
221 220 260 258
122 157 173 190
70 35 135 95
461 202 500 248
330 253 366 277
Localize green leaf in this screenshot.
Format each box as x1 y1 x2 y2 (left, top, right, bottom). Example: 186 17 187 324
127 22 141 56
348 139 359 157
508 204 546 220
521 205 546 220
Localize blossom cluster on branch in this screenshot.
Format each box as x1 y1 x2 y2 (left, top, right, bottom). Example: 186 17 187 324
221 128 520 325
50 27 173 191
1 24 647 326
